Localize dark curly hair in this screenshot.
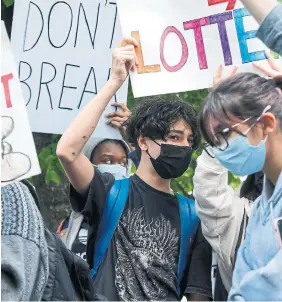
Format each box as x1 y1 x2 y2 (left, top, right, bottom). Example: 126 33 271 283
126 97 200 154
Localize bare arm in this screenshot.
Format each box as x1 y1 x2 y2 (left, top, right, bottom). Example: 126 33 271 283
57 37 138 195
240 0 278 23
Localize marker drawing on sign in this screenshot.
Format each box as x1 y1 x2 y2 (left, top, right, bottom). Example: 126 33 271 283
234 8 266 63
12 1 128 137
208 0 237 11
48 2 73 48
130 7 272 76
74 3 100 49
78 67 97 109
209 12 233 66
132 31 161 74
36 61 57 110
183 18 210 70
1 116 32 183
160 26 188 72
1 73 14 108
109 1 118 48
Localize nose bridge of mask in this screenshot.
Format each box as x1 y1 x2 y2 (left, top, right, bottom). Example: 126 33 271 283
96 164 127 179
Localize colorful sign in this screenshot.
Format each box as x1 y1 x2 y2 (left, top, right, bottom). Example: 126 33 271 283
117 0 280 97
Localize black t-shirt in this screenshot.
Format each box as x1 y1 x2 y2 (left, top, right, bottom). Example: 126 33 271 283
71 220 88 261
70 169 212 301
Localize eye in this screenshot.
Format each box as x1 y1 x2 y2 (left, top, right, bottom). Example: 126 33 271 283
168 135 179 141
120 161 127 167
103 159 112 165
187 139 193 147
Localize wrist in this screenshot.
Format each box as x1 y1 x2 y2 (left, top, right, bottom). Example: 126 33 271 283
108 76 124 89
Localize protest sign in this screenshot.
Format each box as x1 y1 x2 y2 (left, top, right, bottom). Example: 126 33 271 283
1 22 41 186
11 0 128 138
117 0 281 97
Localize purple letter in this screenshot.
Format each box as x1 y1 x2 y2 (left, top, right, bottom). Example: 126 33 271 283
183 17 209 70
209 12 233 66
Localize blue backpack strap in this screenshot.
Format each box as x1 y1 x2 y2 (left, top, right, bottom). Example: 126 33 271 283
176 193 199 291
90 178 130 279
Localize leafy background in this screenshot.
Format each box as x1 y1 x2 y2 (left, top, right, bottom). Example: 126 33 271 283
2 0 280 229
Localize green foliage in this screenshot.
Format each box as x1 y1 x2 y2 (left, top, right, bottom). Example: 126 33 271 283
38 135 65 185
3 0 14 7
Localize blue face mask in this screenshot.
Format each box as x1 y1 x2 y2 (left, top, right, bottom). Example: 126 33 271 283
214 134 268 176
213 105 271 176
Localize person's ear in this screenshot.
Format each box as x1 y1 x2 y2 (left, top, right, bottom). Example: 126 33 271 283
261 113 277 136
138 136 149 152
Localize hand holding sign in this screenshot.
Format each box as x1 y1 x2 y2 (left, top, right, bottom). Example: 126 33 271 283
110 37 139 84
253 51 282 78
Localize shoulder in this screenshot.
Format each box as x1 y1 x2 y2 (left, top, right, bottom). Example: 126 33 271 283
1 182 45 248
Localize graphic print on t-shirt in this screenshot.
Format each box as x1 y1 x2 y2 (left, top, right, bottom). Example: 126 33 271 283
72 226 88 261
115 207 179 301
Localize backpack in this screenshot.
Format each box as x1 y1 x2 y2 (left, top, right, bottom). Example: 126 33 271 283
21 180 96 301
90 178 199 295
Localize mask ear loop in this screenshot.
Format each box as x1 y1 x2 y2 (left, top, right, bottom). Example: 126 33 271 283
243 105 272 136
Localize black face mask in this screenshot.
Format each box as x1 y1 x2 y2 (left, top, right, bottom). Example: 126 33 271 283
147 140 192 179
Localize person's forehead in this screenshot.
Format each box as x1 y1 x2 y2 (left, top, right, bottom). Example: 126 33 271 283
170 119 192 134
98 142 126 156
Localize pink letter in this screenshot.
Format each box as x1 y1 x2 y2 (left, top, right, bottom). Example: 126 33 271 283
183 17 210 70
160 26 188 72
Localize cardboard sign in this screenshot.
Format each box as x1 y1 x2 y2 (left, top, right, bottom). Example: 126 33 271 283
117 0 281 97
1 22 41 186
11 0 128 138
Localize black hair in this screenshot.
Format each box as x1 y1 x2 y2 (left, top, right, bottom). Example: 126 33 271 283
240 171 264 201
90 139 129 162
126 97 201 156
199 72 282 145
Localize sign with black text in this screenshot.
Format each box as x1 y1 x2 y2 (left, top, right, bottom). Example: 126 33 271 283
12 0 128 138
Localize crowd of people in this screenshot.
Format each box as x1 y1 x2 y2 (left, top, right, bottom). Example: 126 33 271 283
1 0 282 301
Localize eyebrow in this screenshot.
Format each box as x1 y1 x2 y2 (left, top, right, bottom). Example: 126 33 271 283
102 153 127 159
169 130 185 135
169 129 193 138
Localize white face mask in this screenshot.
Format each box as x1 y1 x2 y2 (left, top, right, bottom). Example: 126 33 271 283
97 164 127 180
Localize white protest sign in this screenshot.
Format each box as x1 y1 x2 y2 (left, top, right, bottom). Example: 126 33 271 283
11 0 128 138
117 0 281 97
1 22 41 186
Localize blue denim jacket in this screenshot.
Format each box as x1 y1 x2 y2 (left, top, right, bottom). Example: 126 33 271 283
256 3 282 56
228 172 282 301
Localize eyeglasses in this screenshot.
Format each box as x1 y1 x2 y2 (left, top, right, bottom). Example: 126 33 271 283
203 105 272 158
203 131 232 158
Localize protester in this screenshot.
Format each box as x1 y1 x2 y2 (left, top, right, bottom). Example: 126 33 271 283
57 135 131 261
57 37 212 301
1 181 49 301
193 57 282 300
199 70 282 300
240 0 282 56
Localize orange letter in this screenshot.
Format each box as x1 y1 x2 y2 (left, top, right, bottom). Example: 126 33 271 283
131 31 161 74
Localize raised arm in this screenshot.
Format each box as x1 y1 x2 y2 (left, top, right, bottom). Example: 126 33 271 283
240 0 278 23
57 37 138 195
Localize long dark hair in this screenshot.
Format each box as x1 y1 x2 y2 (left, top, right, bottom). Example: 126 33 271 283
199 73 282 146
